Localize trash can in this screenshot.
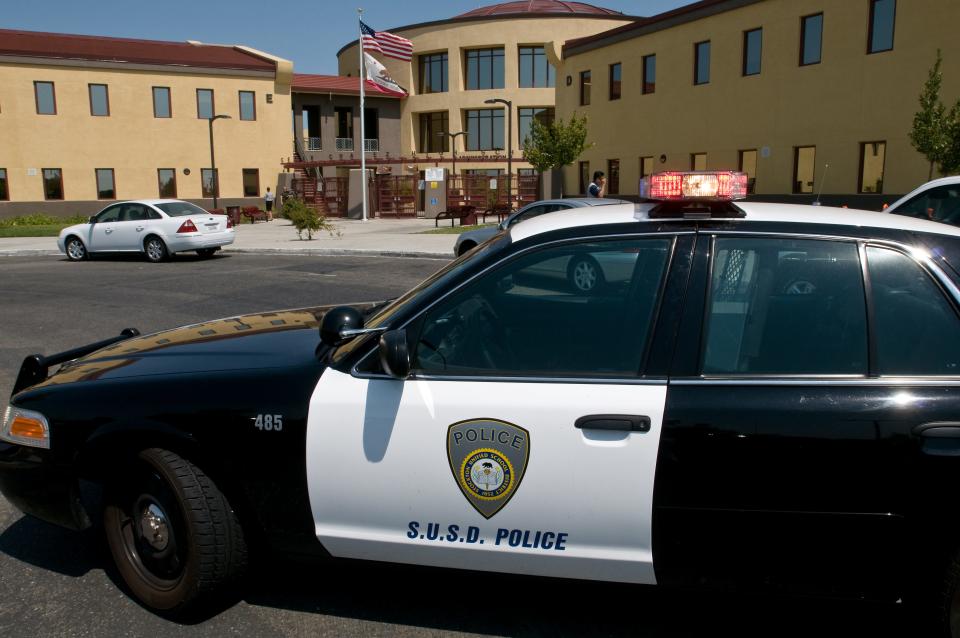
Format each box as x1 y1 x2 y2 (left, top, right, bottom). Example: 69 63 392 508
226 206 241 226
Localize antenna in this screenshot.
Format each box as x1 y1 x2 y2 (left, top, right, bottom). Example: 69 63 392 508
813 163 829 206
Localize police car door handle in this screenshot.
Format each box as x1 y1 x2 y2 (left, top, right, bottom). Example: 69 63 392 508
575 414 651 433
913 422 960 457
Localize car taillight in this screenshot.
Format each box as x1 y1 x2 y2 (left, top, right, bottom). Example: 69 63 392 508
226 217 233 229
177 220 198 233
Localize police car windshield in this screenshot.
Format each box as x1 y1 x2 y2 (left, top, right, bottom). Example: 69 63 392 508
156 202 210 217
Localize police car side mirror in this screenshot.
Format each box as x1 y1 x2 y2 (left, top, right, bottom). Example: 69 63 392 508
379 329 410 379
88 216 97 224
320 306 365 346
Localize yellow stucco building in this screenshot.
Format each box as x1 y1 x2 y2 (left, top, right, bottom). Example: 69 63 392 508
336 1 635 177
0 29 293 217
555 0 960 201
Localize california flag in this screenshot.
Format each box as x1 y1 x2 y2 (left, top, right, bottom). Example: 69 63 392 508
364 52 407 97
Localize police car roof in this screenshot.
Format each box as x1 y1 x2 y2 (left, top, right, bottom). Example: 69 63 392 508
508 201 960 242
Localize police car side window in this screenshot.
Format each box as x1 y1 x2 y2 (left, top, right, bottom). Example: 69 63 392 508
867 246 960 375
703 237 868 375
894 185 960 224
412 238 673 377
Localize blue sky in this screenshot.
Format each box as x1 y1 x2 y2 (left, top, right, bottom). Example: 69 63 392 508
3 0 690 74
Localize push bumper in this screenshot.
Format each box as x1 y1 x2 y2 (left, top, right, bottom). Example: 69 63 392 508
0 442 90 530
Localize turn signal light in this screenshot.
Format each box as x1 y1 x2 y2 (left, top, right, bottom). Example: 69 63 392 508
10 416 45 440
1 405 50 449
177 220 198 233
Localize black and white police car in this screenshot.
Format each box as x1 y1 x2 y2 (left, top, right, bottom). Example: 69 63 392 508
4 171 960 632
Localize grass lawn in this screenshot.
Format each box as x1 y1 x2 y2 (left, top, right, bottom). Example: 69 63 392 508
420 224 496 235
0 224 69 238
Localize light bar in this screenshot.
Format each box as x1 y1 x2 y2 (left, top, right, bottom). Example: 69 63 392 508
642 171 748 201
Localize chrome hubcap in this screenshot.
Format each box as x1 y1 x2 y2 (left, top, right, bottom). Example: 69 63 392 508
573 261 597 291
67 241 84 259
146 241 162 260
139 503 169 551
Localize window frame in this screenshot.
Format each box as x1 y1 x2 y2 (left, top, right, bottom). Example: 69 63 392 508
691 152 707 171
858 141 887 194
153 86 172 118
579 161 590 195
418 111 450 153
738 149 758 193
238 90 256 121
642 54 656 95
793 145 817 194
201 168 219 199
800 13 824 66
694 40 711 85
0 168 8 201
196 88 215 120
95 168 116 200
464 47 506 91
518 107 554 147
607 159 620 195
42 168 63 200
88 83 110 117
580 70 592 106
518 45 555 88
742 28 762 76
464 108 505 152
418 52 449 94
609 62 622 100
157 168 177 198
242 168 260 197
639 156 655 179
34 81 57 115
867 0 896 54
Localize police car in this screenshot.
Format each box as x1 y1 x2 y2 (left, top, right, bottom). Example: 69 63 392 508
3 171 960 633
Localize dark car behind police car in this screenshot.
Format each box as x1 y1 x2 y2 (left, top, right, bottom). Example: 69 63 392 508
4 171 960 634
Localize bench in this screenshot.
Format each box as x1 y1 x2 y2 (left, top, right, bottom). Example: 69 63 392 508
242 206 269 223
435 205 477 227
481 203 513 224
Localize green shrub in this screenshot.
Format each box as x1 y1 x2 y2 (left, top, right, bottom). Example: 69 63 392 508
0 213 88 227
283 197 335 240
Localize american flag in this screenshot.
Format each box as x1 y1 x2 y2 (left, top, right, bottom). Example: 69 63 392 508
360 20 413 62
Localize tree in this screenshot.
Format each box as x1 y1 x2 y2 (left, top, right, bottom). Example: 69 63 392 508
522 113 591 196
910 50 952 180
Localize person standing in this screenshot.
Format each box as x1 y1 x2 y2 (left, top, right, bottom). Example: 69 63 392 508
588 171 606 198
264 187 275 214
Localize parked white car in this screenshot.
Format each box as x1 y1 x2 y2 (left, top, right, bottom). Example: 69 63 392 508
886 176 960 226
57 199 235 262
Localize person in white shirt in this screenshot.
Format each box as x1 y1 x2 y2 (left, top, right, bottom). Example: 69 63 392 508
264 187 276 213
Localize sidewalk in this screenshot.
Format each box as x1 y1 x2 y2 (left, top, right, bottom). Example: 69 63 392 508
0 218 459 259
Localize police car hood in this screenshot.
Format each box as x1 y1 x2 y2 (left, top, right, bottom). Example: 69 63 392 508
38 303 384 388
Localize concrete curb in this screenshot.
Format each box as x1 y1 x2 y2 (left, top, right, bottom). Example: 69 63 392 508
0 250 62 257
0 247 451 260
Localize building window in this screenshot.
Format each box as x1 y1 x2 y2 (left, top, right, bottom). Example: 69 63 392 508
158 169 177 198
89 84 110 116
95 168 116 199
42 168 63 200
465 108 504 151
694 41 711 85
201 168 219 198
609 63 622 100
335 107 353 141
518 107 554 146
153 87 171 118
580 70 591 106
639 156 655 179
868 0 896 54
242 168 260 197
607 160 620 195
239 91 256 121
859 141 887 193
364 108 379 143
197 89 214 119
800 13 823 66
642 55 656 94
418 112 449 153
743 28 762 76
34 81 56 115
739 149 758 193
518 46 555 88
0 168 8 201
419 52 448 94
579 161 590 195
465 48 505 90
793 146 816 193
691 153 707 171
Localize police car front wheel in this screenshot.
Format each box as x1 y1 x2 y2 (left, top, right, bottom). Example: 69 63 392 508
103 448 247 615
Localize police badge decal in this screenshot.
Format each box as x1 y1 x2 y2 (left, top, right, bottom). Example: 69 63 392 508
447 419 530 519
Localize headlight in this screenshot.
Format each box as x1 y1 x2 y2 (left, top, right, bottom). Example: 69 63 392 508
1 405 50 449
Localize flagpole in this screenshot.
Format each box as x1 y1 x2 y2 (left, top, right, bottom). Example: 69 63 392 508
358 8 368 222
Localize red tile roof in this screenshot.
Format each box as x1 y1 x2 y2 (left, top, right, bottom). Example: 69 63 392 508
457 1 622 17
0 29 276 72
292 74 403 98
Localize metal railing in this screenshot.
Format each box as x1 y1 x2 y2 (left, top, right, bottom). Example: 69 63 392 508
363 139 379 152
336 138 354 152
306 137 322 151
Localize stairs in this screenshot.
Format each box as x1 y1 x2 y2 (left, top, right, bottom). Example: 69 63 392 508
292 139 332 216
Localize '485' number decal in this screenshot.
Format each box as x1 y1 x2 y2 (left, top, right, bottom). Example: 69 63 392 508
254 414 283 432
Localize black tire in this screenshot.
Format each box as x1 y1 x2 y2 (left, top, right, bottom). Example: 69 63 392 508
567 254 605 293
103 448 247 616
458 241 477 257
196 248 218 259
144 236 168 263
65 236 87 261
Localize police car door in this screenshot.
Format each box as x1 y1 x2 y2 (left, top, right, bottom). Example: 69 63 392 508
307 234 687 584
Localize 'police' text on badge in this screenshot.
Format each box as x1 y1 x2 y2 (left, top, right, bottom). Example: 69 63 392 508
447 419 530 519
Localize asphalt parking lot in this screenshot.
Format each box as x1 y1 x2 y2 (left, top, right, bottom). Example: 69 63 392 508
0 253 910 637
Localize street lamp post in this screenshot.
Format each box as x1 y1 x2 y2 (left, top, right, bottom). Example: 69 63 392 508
437 131 467 176
484 98 512 205
208 114 231 209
